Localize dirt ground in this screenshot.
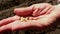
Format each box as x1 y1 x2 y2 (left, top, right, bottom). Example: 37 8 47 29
0 0 60 34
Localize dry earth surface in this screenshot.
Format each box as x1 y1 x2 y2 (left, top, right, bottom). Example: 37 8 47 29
0 0 60 34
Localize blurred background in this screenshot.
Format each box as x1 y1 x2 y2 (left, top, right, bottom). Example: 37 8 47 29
0 0 60 34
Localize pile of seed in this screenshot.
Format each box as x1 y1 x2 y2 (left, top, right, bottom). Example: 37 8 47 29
20 16 39 22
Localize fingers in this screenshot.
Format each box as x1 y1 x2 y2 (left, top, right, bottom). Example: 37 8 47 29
45 6 54 14
39 6 52 15
32 3 52 17
14 3 52 17
0 20 32 32
0 15 20 26
32 9 39 16
32 4 46 17
32 7 49 17
14 7 34 16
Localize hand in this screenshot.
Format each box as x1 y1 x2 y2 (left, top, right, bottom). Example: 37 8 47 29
31 4 60 29
14 3 52 16
0 3 59 33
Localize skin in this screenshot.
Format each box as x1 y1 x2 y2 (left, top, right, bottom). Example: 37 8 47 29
14 3 53 16
0 3 60 33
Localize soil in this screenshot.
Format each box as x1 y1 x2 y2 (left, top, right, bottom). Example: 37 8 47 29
0 0 60 34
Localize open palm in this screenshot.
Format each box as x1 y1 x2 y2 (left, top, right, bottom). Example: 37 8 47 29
0 3 60 33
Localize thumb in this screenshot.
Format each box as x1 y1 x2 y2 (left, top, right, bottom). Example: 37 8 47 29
14 6 34 16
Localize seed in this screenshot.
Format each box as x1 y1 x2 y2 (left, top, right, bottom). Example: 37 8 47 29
20 16 38 22
20 17 28 22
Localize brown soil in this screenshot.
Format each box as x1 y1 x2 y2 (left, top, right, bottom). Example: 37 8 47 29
0 0 60 34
